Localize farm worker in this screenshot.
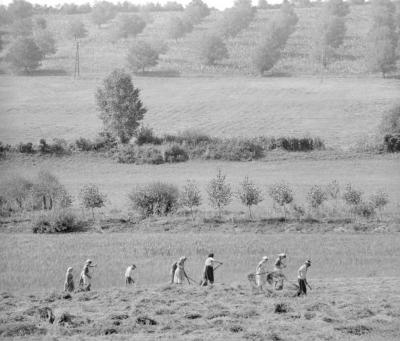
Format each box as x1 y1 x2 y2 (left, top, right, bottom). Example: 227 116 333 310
170 260 178 284
201 253 223 286
125 264 136 286
273 253 287 290
79 259 97 291
297 259 312 296
174 257 190 284
255 256 269 289
63 267 74 292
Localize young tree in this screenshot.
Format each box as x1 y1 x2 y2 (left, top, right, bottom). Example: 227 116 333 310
116 14 146 39
96 69 147 144
126 40 160 73
67 18 88 40
34 29 57 57
180 180 202 220
253 38 281 74
343 184 363 206
79 184 107 220
92 1 116 27
268 182 293 219
237 176 263 219
6 37 43 73
369 190 389 220
199 34 229 65
306 185 328 211
206 169 232 217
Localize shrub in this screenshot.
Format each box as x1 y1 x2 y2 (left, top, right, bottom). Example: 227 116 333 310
32 209 80 233
164 144 189 163
199 34 229 65
306 185 328 209
117 144 164 164
129 182 180 217
0 142 12 158
369 190 389 218
352 202 376 219
6 37 44 73
163 129 213 146
380 104 400 135
268 182 293 219
136 126 162 145
96 69 147 144
180 180 201 220
18 142 35 154
38 138 70 155
93 132 118 151
237 176 263 219
79 184 107 220
206 169 232 217
343 184 363 206
75 137 94 151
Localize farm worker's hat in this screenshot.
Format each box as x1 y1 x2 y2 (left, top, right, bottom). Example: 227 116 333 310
278 253 286 258
305 260 311 265
86 259 92 264
262 256 269 261
67 267 73 272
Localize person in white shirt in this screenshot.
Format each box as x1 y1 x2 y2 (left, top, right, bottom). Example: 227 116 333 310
297 259 311 296
201 253 223 286
125 264 136 286
255 256 269 289
173 257 190 284
79 259 96 291
273 253 287 290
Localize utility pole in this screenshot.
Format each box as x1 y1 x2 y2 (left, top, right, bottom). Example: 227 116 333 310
74 38 80 79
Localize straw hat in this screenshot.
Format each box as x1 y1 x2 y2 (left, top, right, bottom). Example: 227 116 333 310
179 256 187 262
85 259 92 264
305 259 311 265
262 256 269 261
278 253 286 258
67 267 73 272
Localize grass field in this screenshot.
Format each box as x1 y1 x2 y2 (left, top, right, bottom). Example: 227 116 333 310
0 75 398 148
1 154 399 215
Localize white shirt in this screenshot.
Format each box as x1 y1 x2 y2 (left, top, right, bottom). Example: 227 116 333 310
298 264 308 280
125 266 134 278
205 257 215 267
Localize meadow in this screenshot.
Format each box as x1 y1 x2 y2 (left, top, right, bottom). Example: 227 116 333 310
0 75 398 148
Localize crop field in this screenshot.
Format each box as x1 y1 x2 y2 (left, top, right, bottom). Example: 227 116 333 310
1 233 400 339
1 154 400 215
0 75 398 148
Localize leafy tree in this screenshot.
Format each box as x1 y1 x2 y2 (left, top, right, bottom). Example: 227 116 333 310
167 16 193 41
367 0 397 77
184 0 210 25
237 176 263 219
8 0 33 20
6 37 43 73
10 18 33 37
95 69 147 143
206 169 232 217
369 190 389 219
279 0 299 31
34 30 57 56
253 38 281 74
79 184 107 220
180 180 202 220
326 180 340 200
306 185 328 209
67 18 88 40
199 34 228 65
126 40 160 72
116 14 146 39
343 184 362 206
92 1 116 27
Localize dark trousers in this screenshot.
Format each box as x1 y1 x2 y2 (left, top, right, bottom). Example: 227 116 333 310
204 265 214 284
297 279 307 296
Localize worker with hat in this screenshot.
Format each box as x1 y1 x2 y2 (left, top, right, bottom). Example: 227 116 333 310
63 267 74 292
173 256 190 284
125 264 136 286
297 259 312 296
255 256 269 290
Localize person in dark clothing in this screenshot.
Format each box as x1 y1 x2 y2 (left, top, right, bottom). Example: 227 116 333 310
201 253 223 286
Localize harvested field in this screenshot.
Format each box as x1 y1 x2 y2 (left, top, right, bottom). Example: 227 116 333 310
0 277 399 340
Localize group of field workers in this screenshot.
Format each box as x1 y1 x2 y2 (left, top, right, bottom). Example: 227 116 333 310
64 254 311 297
